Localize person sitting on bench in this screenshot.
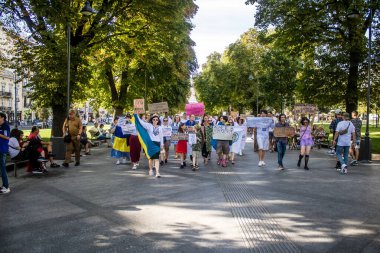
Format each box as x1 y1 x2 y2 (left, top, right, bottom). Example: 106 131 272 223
28 126 60 171
8 129 29 161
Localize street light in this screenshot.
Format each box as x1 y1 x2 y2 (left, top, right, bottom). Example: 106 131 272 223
248 74 258 115
363 2 372 162
66 0 96 115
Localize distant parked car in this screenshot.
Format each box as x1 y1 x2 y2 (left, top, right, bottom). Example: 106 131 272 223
36 121 49 129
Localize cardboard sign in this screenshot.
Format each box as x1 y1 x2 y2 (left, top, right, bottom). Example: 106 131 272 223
171 133 189 141
134 99 145 114
230 111 239 119
185 103 205 116
273 126 296 138
246 117 273 128
148 102 169 113
162 126 172 137
212 125 234 140
294 104 318 115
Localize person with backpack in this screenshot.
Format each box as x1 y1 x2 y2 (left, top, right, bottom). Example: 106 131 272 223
333 112 356 174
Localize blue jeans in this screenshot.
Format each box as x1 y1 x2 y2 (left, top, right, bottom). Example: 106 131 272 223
336 145 349 166
277 142 287 166
0 152 9 188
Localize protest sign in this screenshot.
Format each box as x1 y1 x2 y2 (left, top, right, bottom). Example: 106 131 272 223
273 126 296 138
185 103 205 116
294 104 318 115
231 130 243 154
212 125 234 140
162 126 172 137
188 133 197 145
148 102 169 113
171 133 189 141
230 111 239 119
246 117 273 128
117 116 126 127
133 99 145 114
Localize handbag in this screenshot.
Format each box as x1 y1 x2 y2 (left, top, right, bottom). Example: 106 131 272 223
64 118 71 144
338 122 351 135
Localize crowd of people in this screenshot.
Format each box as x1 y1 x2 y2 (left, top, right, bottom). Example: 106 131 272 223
0 107 362 194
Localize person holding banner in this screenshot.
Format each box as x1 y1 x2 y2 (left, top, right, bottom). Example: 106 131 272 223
171 115 181 159
275 114 290 170
161 118 172 165
216 116 230 167
191 125 203 171
237 118 247 156
111 116 130 165
297 117 314 170
176 123 188 169
256 110 272 167
134 115 164 178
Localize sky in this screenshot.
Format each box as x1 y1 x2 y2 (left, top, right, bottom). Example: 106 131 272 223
191 0 256 70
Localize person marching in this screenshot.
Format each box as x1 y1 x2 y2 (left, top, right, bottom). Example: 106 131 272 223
201 115 213 165
171 115 181 159
216 116 230 167
134 114 164 178
275 114 290 170
111 116 130 165
161 117 172 165
191 125 203 171
297 117 314 170
237 117 247 156
176 123 188 169
127 114 141 170
256 110 271 167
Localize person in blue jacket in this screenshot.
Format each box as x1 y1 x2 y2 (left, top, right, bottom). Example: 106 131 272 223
0 112 10 194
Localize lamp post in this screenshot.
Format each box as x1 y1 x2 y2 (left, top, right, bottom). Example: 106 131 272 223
363 2 372 162
248 74 258 115
66 0 96 115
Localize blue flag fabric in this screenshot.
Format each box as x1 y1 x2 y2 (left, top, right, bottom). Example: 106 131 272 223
132 114 160 159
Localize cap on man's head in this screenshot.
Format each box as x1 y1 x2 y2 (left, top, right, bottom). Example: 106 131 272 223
335 109 342 114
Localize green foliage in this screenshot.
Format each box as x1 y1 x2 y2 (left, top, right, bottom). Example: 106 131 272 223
194 28 300 114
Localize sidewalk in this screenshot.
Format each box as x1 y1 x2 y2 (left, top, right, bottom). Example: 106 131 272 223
0 143 379 253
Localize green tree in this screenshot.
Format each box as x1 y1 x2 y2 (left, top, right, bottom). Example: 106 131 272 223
245 0 379 113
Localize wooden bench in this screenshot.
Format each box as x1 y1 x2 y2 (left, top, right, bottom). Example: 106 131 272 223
6 158 29 177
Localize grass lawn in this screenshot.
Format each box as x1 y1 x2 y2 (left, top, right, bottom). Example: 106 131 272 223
315 122 380 154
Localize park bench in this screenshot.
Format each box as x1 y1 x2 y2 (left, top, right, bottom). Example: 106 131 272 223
6 155 29 177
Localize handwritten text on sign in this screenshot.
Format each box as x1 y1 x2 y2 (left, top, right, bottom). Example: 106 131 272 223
212 125 234 140
171 133 189 141
273 126 296 138
148 102 169 113
246 117 273 128
294 104 318 115
133 99 145 114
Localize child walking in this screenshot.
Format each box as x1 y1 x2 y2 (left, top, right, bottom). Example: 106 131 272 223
191 125 202 171
176 123 188 169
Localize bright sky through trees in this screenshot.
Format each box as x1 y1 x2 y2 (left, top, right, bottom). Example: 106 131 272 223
191 0 256 69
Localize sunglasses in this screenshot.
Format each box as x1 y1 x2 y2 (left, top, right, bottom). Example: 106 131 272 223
152 119 159 121
163 120 168 122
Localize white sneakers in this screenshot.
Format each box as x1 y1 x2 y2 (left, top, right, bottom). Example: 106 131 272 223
116 160 120 165
132 165 137 170
337 164 348 174
0 187 10 194
258 161 266 167
121 158 127 164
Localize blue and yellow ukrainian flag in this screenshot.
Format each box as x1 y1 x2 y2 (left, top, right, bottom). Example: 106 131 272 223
112 126 130 153
132 114 160 159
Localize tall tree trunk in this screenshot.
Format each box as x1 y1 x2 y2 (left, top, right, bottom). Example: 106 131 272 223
346 50 359 114
51 104 67 137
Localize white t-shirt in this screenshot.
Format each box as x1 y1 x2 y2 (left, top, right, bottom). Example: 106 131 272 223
336 121 355 146
8 137 20 158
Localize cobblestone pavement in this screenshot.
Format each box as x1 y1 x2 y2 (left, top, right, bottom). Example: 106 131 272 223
1 142 379 253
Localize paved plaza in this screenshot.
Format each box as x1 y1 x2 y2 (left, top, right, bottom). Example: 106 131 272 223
1 142 380 253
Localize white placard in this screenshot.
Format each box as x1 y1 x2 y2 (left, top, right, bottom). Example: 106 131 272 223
246 117 273 128
212 125 234 140
188 133 197 145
